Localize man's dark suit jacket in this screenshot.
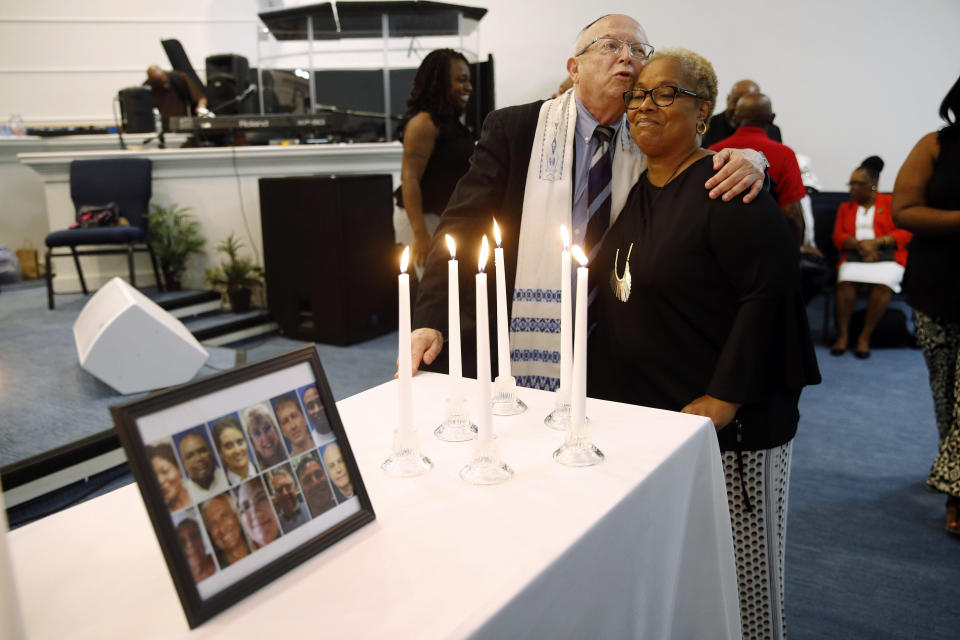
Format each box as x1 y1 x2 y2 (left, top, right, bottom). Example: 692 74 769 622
413 100 545 378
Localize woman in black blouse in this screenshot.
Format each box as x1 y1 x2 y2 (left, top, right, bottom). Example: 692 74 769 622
394 49 476 273
892 73 960 535
588 48 820 638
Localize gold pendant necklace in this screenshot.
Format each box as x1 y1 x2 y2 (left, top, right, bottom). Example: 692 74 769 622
608 147 702 305
610 243 634 302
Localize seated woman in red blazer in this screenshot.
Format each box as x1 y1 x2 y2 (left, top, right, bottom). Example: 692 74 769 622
831 156 912 358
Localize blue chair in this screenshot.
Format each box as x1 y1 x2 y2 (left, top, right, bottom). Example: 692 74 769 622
44 158 162 309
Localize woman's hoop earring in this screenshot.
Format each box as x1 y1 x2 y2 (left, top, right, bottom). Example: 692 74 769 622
696 120 707 136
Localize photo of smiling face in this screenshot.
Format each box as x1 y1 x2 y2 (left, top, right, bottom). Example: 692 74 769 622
242 404 286 469
147 442 191 512
201 494 250 568
300 386 331 436
236 477 281 550
212 416 257 483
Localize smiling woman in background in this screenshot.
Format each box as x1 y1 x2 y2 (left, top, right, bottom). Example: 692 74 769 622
393 48 475 275
588 48 820 639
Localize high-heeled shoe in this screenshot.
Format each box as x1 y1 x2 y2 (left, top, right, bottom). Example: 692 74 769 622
946 496 960 536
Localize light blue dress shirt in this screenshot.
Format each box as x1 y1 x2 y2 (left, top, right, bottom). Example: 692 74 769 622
571 96 622 247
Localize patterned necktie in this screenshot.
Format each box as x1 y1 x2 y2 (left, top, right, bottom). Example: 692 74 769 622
584 125 614 254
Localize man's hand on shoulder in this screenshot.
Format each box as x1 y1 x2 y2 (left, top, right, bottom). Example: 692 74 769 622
705 148 768 203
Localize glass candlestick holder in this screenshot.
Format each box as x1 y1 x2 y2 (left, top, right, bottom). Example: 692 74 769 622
381 425 433 477
434 395 478 442
491 375 527 416
460 436 513 485
544 393 591 431
553 417 604 467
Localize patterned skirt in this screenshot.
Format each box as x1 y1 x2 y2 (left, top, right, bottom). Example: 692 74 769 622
722 442 792 640
914 310 960 496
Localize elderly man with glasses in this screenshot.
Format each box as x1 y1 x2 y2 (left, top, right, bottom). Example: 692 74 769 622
409 14 768 388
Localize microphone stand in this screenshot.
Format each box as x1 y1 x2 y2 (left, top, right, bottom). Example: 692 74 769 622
210 85 257 114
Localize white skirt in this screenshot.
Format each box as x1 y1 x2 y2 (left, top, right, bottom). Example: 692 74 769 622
837 260 904 293
393 206 441 280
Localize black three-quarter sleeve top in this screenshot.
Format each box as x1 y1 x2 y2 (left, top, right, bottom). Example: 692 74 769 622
588 156 821 451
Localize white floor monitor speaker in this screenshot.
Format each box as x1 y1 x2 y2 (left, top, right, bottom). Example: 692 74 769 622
73 278 209 394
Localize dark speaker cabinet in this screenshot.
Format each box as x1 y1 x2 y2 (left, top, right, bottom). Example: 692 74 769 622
259 174 398 345
118 86 154 133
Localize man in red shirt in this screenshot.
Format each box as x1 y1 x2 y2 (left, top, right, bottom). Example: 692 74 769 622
709 93 806 243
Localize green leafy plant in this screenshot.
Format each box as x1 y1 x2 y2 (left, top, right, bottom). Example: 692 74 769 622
146 203 205 289
204 233 263 291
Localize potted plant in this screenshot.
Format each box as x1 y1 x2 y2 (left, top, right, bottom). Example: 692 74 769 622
146 203 205 291
204 232 263 313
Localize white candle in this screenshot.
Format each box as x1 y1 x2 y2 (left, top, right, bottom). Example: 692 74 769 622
492 219 511 379
559 225 572 398
476 235 493 442
398 247 413 433
570 245 589 428
446 235 462 383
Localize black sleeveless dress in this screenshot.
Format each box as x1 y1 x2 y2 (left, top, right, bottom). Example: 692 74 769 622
395 114 475 215
902 129 960 322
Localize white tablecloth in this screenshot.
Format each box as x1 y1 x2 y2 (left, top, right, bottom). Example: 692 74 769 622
7 373 741 639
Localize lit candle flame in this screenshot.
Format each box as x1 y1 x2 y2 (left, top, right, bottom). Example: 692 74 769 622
478 235 489 272
492 218 502 247
446 234 456 259
571 244 588 267
400 246 410 273
560 224 570 250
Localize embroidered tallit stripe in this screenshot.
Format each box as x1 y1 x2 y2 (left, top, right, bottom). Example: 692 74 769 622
510 317 561 333
511 348 560 363
516 375 560 391
513 288 562 303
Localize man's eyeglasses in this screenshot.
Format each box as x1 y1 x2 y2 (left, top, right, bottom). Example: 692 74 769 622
623 86 701 109
576 37 654 60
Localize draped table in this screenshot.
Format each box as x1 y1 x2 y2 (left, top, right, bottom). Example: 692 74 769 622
7 372 741 639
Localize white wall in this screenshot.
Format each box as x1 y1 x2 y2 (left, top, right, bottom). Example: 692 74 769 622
1 0 958 191
479 0 960 193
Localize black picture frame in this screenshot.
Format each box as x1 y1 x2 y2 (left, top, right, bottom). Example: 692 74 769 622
110 345 375 628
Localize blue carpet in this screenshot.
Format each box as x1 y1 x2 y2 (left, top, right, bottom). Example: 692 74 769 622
787 297 960 639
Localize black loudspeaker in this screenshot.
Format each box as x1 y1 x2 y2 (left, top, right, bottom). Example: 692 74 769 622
118 86 154 133
205 54 251 114
259 174 398 345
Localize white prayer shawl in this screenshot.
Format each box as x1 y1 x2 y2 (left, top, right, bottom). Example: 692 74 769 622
511 90 644 390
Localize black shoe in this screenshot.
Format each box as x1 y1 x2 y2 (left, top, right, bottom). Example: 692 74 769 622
854 349 870 359
830 346 846 356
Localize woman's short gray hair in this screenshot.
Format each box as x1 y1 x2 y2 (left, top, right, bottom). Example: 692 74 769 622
650 47 718 122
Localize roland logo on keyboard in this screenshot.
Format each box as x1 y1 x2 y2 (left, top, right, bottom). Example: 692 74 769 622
237 119 272 128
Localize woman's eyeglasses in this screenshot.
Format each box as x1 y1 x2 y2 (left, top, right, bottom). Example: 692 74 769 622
623 86 701 109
